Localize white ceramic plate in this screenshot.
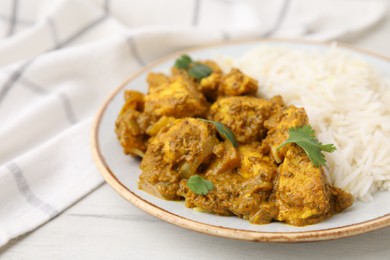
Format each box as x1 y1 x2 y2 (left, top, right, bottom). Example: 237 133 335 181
91 39 390 242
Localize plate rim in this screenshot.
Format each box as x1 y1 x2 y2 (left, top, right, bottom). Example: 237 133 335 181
91 38 390 243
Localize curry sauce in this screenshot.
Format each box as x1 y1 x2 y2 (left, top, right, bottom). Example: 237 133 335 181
115 58 353 226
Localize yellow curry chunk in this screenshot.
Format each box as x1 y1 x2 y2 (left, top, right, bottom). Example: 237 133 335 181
115 56 353 226
264 105 308 163
238 142 277 181
144 75 209 122
147 72 170 90
139 118 219 200
219 68 258 97
209 96 273 143
115 90 148 157
272 145 353 226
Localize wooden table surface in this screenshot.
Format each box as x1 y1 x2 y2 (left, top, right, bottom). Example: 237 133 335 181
1 8 390 260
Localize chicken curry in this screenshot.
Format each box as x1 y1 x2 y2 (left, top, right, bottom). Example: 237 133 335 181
115 55 353 226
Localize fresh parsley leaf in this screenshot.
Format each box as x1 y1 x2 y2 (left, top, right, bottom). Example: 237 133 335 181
174 55 213 80
187 175 214 195
188 63 213 80
199 119 238 148
276 125 336 167
175 54 192 69
320 144 337 152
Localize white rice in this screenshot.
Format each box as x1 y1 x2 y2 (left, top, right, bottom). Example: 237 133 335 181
218 44 390 201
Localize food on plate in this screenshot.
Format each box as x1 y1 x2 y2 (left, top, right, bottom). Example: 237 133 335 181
115 53 354 226
232 45 390 201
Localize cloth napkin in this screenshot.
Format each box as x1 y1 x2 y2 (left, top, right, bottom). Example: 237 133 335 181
0 0 386 247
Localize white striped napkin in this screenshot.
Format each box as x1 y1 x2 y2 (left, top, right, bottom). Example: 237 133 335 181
0 0 386 247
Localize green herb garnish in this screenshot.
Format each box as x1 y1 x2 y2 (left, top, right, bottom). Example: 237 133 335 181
174 54 192 69
187 175 214 195
199 119 238 148
188 63 213 80
174 55 212 80
277 125 336 167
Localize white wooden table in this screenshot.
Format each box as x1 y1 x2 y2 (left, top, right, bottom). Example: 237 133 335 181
1 10 390 260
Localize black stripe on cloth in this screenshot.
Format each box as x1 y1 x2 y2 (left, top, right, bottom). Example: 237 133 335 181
57 92 78 124
0 14 108 104
261 0 290 37
17 76 48 94
14 76 78 124
104 0 110 14
0 57 36 104
55 14 108 49
0 14 33 26
47 18 60 49
7 0 18 37
127 37 146 66
7 162 59 218
192 0 201 26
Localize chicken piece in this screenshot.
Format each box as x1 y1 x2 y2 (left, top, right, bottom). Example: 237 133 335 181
262 103 352 226
229 142 279 224
180 171 242 216
144 76 209 123
171 65 185 76
178 141 242 216
268 95 285 115
171 60 223 101
197 61 223 101
139 118 220 200
206 140 240 176
271 145 352 226
264 105 308 163
178 140 241 216
238 142 277 181
264 105 308 131
147 72 170 90
115 90 148 157
328 186 353 214
219 68 258 96
209 96 273 143
199 72 222 101
230 177 279 224
145 116 177 137
181 142 279 222
172 62 258 100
